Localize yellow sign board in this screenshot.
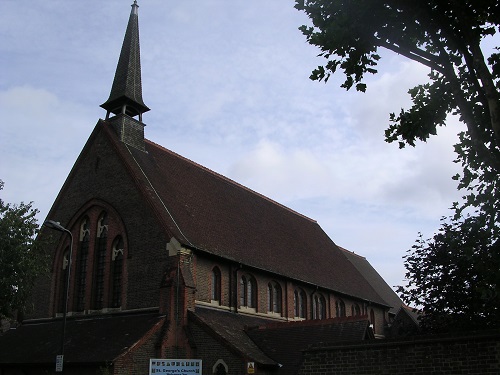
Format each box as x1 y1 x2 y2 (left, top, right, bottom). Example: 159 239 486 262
247 361 255 374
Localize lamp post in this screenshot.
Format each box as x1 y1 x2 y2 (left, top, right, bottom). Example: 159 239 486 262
44 220 73 373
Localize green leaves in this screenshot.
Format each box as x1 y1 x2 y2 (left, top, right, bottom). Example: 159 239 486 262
399 216 500 332
0 181 48 319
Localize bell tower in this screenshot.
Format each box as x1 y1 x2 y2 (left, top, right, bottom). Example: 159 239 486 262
101 1 150 151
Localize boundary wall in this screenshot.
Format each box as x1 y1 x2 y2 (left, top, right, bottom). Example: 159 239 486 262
299 331 500 374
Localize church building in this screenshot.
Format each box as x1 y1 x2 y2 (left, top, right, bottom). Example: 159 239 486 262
0 2 404 374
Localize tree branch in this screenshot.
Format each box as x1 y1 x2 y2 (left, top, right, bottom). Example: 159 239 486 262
375 38 445 74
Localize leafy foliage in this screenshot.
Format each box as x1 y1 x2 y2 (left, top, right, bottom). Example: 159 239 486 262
398 218 500 332
0 181 48 319
296 0 500 331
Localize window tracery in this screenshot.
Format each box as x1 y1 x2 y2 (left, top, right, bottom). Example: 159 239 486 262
52 203 126 315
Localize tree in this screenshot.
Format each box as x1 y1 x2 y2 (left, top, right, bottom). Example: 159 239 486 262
0 180 48 319
398 217 500 332
295 0 500 331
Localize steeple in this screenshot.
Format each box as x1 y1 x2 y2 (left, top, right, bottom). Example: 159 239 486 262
101 0 149 121
101 1 149 151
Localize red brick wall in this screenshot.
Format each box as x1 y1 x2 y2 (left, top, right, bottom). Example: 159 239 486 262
193 257 387 335
188 318 248 375
28 123 172 319
298 331 500 375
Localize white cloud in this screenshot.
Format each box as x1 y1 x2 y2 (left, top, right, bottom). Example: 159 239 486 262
0 0 474 291
0 86 93 220
228 139 332 201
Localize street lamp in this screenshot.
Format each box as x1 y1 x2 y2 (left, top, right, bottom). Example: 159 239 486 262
44 220 74 373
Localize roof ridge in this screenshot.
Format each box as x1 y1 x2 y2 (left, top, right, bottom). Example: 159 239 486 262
338 246 367 260
144 138 317 223
246 315 369 331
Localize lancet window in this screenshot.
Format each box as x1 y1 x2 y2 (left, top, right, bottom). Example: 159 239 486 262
294 288 307 319
268 281 282 314
51 203 127 316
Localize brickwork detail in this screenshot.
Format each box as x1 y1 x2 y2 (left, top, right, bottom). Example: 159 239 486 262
189 320 246 375
29 125 171 319
298 331 500 375
193 258 386 334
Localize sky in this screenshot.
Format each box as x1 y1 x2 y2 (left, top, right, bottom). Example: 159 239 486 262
0 1 470 293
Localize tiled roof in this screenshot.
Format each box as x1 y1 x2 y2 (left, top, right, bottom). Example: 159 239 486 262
188 307 278 366
339 246 403 314
399 305 421 325
0 312 164 365
190 307 372 375
104 123 389 306
246 316 372 375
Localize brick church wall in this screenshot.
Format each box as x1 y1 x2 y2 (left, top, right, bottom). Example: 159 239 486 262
28 124 172 319
189 319 247 375
298 331 500 375
194 255 387 336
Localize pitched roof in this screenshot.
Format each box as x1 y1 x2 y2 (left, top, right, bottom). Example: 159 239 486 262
339 246 403 314
103 123 389 306
246 316 373 375
398 305 421 325
190 307 372 375
0 312 164 365
188 307 278 366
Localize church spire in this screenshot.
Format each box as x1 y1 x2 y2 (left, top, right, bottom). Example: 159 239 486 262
101 0 149 121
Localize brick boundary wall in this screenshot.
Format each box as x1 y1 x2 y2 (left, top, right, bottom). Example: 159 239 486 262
298 331 500 375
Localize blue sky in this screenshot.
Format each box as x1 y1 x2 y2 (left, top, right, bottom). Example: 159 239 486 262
0 0 468 291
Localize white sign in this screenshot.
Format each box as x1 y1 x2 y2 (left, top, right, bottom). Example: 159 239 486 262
247 361 255 374
55 355 64 372
149 359 202 375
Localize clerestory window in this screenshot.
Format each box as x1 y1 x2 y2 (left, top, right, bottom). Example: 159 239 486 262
336 299 346 317
211 266 221 303
268 281 282 314
294 288 306 319
312 293 326 320
240 274 257 308
352 303 361 316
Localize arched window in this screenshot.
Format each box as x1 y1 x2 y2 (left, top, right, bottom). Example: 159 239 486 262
57 247 70 314
267 281 282 314
212 360 228 375
240 274 256 308
211 267 221 303
312 293 326 320
335 299 346 317
352 303 361 316
92 212 108 309
74 217 90 312
110 236 124 308
50 202 127 316
294 288 306 318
